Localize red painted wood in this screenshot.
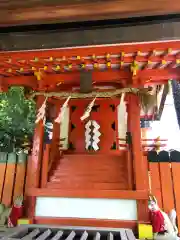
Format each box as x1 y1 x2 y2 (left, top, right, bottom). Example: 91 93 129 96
27 188 148 199
171 163 180 232
0 41 180 90
0 163 7 201
46 99 128 191
137 199 149 223
34 217 137 230
69 99 119 153
30 96 45 188
48 153 129 190
24 196 36 220
1 68 180 91
126 94 149 223
159 163 174 212
69 100 86 152
127 94 148 190
41 144 50 188
149 163 163 208
13 161 27 201
2 160 16 206
126 151 133 190
24 155 32 194
142 155 150 191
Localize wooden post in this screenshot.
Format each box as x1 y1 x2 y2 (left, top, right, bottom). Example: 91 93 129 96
41 144 50 188
126 94 147 190
126 94 149 223
30 96 45 188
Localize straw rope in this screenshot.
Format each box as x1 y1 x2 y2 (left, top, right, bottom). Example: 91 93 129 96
30 88 152 99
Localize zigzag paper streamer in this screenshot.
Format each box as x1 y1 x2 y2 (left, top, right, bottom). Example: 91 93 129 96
55 96 71 123
85 120 101 151
35 97 48 124
92 121 101 150
85 121 91 150
80 97 96 121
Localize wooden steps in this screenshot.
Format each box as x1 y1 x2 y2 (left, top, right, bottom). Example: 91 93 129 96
47 153 129 190
47 181 127 190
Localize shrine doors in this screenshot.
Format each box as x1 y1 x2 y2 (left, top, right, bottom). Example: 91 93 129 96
68 99 119 153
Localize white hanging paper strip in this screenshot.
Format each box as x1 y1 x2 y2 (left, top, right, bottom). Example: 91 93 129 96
92 120 100 130
85 120 101 151
92 121 101 150
120 93 125 104
93 131 101 138
85 137 91 150
55 96 71 123
35 97 48 124
80 97 96 121
85 120 91 150
92 142 99 151
118 93 127 150
93 134 101 142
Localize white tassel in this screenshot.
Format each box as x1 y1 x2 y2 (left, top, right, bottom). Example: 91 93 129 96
55 96 71 124
80 97 96 121
35 97 47 124
120 93 125 104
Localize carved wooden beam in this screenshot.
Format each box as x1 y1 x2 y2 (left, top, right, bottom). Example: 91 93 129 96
0 0 180 27
0 41 180 90
0 70 179 91
0 77 8 92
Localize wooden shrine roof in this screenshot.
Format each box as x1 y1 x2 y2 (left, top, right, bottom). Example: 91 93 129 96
0 40 180 92
2 18 180 52
0 0 180 27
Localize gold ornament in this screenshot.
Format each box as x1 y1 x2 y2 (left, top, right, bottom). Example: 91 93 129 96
130 61 139 76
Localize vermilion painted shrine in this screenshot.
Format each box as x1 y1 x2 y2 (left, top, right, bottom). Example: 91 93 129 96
1 36 180 239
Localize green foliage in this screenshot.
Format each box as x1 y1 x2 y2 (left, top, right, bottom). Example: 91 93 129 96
0 87 36 152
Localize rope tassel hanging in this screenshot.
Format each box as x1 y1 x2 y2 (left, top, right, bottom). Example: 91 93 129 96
55 96 71 124
35 97 48 124
120 93 125 104
80 97 96 121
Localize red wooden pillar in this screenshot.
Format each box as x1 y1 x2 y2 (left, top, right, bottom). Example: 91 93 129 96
25 96 45 222
126 94 147 190
30 96 45 188
126 94 149 223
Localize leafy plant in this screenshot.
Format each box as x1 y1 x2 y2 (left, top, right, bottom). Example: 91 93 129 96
0 87 36 152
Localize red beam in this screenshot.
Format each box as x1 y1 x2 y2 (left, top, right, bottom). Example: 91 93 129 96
0 41 180 89
3 69 180 90
34 217 137 229
27 187 148 199
4 75 38 89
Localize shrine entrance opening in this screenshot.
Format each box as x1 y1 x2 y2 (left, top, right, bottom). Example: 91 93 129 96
48 99 131 191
